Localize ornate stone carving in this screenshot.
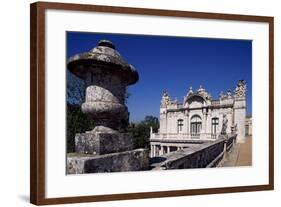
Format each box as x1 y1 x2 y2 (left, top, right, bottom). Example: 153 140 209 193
227 89 232 98
197 85 205 93
234 80 246 98
197 85 211 100
220 89 233 100
220 91 228 100
187 86 193 96
161 90 171 107
231 123 238 134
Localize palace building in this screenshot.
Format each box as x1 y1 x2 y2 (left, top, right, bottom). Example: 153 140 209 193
150 80 247 157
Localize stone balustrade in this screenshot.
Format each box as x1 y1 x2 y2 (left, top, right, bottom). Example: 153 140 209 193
150 134 236 170
150 132 218 141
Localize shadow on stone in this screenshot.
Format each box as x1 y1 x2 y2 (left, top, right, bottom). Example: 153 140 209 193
150 156 167 164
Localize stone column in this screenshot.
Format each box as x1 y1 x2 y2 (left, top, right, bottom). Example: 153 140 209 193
160 146 164 155
155 146 158 156
186 113 190 134
150 145 153 157
150 145 154 157
203 109 206 133
205 112 209 134
201 109 207 139
167 146 170 153
207 112 211 135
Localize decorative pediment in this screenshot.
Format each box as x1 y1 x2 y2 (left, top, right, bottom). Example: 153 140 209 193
185 95 206 108
184 85 212 107
184 85 212 103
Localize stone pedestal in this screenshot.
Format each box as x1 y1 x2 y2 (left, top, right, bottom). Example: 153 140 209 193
68 127 150 174
75 126 134 155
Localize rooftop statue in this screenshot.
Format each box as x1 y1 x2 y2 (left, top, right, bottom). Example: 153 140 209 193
221 114 228 135
227 89 232 98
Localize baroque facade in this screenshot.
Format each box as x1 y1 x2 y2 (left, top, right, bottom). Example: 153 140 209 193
150 80 247 157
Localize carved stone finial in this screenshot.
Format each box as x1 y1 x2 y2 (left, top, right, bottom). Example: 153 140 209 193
227 89 232 98
197 85 208 97
161 90 171 107
235 80 246 98
219 91 225 99
198 85 204 93
187 86 193 96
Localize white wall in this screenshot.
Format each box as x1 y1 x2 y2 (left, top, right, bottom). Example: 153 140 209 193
0 0 280 207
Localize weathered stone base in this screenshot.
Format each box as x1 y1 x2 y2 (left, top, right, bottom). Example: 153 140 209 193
67 149 149 174
75 126 133 155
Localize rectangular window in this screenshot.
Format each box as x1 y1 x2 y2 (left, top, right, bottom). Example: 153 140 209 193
177 119 183 133
212 118 219 134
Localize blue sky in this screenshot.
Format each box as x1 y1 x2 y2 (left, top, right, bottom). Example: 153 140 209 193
67 32 252 122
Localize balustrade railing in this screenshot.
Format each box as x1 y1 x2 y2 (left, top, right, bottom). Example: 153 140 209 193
150 132 218 140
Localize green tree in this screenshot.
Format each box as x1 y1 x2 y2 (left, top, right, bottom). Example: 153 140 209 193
66 104 95 153
67 71 85 105
128 116 159 149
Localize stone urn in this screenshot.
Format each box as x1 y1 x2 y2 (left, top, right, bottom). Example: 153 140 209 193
67 40 138 130
66 40 149 174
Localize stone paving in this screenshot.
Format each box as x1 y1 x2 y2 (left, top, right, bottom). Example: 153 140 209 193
221 136 252 167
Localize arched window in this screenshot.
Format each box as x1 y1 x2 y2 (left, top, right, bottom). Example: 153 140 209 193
177 119 183 133
190 115 202 135
211 117 219 134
